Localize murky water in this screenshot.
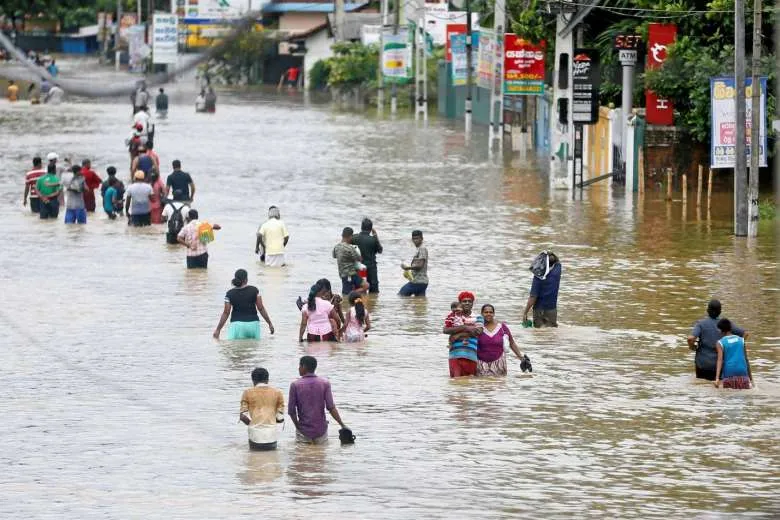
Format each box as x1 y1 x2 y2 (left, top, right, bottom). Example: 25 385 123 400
1 62 778 518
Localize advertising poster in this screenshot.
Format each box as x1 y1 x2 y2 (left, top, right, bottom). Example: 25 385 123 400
710 77 767 168
571 48 600 124
128 24 148 72
119 13 138 47
450 32 479 86
382 30 411 83
477 28 494 90
153 14 179 64
503 35 545 96
645 23 677 125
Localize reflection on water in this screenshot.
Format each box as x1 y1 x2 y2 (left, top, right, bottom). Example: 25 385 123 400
0 73 778 518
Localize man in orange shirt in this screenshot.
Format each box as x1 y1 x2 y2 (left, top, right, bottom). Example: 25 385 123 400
239 367 285 451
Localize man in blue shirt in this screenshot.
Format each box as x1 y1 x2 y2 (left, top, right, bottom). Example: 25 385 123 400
687 299 748 381
523 251 562 328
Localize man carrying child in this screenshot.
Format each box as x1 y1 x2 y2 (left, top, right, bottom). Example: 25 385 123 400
442 291 483 377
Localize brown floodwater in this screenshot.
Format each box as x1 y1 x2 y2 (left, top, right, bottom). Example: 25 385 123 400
0 61 778 518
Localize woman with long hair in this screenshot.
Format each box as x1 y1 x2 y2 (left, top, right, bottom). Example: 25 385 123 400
343 291 371 342
213 269 274 340
476 304 528 376
298 278 342 342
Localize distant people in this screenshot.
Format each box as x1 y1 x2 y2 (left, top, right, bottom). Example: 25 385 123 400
688 299 749 381
80 159 102 213
35 163 61 220
46 59 58 77
44 84 64 104
27 82 39 104
40 77 51 96
23 156 46 213
155 87 168 118
177 209 221 269
714 319 753 390
399 230 429 297
195 89 206 112
125 171 153 226
523 251 562 328
101 166 125 215
148 171 166 224
133 81 149 114
256 206 289 267
288 355 349 444
333 227 369 295
214 269 275 340
61 165 87 224
299 279 342 342
278 66 300 91
131 145 156 180
343 291 370 342
239 367 285 451
476 304 529 376
204 87 217 113
442 291 483 378
6 80 19 101
166 160 195 202
352 218 383 293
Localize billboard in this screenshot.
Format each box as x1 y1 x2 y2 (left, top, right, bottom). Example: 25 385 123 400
476 28 494 90
382 30 412 83
571 48 600 124
183 0 251 21
710 76 768 168
503 35 545 96
645 23 677 125
153 14 178 64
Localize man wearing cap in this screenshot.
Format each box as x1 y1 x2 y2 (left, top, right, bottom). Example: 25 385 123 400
23 157 46 213
443 291 483 377
687 299 749 381
125 171 153 226
399 230 429 297
35 163 61 220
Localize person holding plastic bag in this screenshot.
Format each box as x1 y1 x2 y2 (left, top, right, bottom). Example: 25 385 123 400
177 208 221 269
522 251 562 328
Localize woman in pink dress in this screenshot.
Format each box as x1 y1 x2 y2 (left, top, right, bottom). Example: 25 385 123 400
476 304 526 376
148 171 166 224
299 279 342 342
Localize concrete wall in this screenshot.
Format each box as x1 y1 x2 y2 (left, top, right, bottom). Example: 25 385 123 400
303 29 334 90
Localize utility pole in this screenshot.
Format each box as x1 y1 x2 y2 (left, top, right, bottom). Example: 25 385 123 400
734 0 748 236
377 0 388 113
334 0 345 42
413 0 426 121
747 0 762 237
137 0 142 24
488 3 505 153
464 0 473 134
116 0 123 71
391 0 400 114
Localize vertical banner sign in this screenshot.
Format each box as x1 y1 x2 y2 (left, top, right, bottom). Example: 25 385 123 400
503 35 545 96
383 30 411 84
477 28 495 90
128 25 147 72
646 23 676 125
449 31 478 86
571 48 600 124
153 14 179 64
710 77 768 168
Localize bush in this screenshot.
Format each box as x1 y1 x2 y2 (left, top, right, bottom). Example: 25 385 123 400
309 60 331 91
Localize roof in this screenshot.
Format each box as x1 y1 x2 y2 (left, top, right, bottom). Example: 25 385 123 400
262 2 369 14
326 12 383 40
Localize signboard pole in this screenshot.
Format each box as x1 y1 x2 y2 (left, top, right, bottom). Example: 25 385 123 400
573 123 584 192
734 0 748 236
618 49 637 167
116 0 122 71
464 0 473 136
488 17 505 153
391 0 400 115
376 0 387 114
747 0 762 237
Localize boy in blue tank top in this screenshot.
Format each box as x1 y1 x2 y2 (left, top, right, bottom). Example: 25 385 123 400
715 319 753 390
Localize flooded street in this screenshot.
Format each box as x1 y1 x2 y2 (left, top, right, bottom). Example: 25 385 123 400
1 64 778 518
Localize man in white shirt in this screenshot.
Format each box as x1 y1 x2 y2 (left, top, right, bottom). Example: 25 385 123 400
255 205 289 267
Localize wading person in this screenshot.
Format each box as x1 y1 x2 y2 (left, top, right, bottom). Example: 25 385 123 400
714 319 753 390
23 156 45 213
399 230 428 297
476 304 528 376
35 163 61 220
62 165 87 224
166 160 195 203
333 227 368 295
131 145 156 180
688 299 748 381
177 209 221 269
101 167 125 215
213 269 274 340
256 206 289 267
80 159 102 213
523 251 562 327
102 177 121 220
239 367 285 451
148 171 166 224
125 171 153 227
155 87 168 118
442 291 483 378
288 356 349 444
343 292 371 342
299 279 342 342
352 218 383 293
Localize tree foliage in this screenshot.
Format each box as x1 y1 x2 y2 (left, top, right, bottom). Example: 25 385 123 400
326 42 378 89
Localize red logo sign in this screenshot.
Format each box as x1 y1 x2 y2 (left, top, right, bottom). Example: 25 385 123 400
645 23 677 125
503 35 545 95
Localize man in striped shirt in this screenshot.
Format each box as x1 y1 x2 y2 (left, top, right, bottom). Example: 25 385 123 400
23 157 46 213
443 291 484 377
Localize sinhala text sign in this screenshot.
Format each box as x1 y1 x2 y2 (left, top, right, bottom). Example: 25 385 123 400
153 14 178 64
710 76 768 168
503 35 545 96
382 30 411 84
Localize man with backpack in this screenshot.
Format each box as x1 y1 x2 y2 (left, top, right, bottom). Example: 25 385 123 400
176 209 221 268
523 251 562 328
163 199 190 244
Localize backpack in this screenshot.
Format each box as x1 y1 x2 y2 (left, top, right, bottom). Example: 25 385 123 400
530 251 552 280
166 203 185 244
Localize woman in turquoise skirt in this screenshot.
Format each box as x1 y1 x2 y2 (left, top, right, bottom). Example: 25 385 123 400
213 269 275 340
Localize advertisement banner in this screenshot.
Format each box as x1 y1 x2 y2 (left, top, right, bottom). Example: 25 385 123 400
184 0 250 21
710 76 768 168
153 14 178 64
128 24 148 72
382 30 411 84
477 28 494 90
646 23 677 125
118 13 138 47
503 35 545 96
571 48 600 124
450 32 479 86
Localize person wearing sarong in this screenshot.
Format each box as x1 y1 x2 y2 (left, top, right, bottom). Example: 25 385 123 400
476 304 524 376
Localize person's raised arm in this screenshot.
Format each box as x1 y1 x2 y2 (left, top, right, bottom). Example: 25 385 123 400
213 302 231 339
256 295 274 334
714 342 724 388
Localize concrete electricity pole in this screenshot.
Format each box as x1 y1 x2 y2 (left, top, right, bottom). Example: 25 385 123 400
377 0 388 113
391 0 400 114
464 0 473 134
747 0 762 237
488 2 505 152
413 0 427 121
334 0 345 42
734 0 748 236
